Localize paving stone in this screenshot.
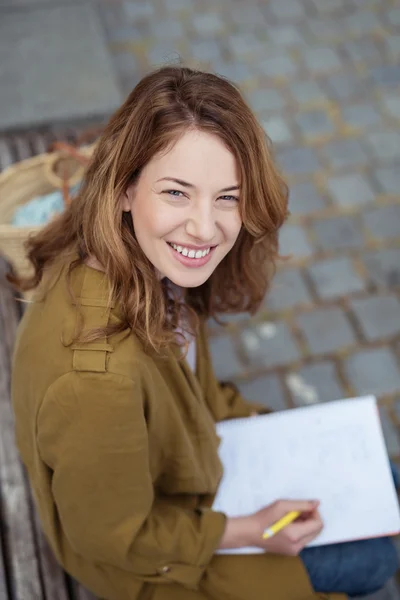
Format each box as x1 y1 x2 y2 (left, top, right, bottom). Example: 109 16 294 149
289 182 327 215
371 65 400 87
248 89 286 112
344 10 383 35
295 109 335 138
289 80 328 105
363 205 400 240
230 4 266 27
0 4 121 129
328 172 374 209
312 215 364 251
277 147 320 174
151 20 185 40
227 34 265 60
344 348 400 397
387 7 400 26
364 131 400 162
236 374 288 411
268 0 306 19
309 0 347 14
258 55 297 78
112 51 139 76
350 294 400 341
164 0 194 10
212 61 253 84
342 104 382 129
297 307 356 355
279 224 313 258
303 47 342 72
267 25 306 47
266 268 312 311
385 34 400 58
305 17 348 40
382 94 400 120
364 249 400 287
342 39 382 63
212 312 250 325
209 334 243 380
325 72 370 100
263 117 293 144
288 361 345 406
308 257 365 300
123 1 155 19
321 139 369 169
241 321 300 368
380 407 400 459
192 12 225 35
190 40 221 62
373 166 400 195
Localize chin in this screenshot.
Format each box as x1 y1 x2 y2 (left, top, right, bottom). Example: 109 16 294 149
166 269 212 289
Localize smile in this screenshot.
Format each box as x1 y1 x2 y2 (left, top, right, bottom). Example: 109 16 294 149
167 242 211 259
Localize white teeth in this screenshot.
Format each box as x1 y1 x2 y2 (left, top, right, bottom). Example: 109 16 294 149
169 242 212 259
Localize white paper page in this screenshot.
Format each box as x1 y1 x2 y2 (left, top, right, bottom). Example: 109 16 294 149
213 396 400 554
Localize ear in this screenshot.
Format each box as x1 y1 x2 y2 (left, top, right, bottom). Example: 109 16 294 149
120 190 131 212
120 183 134 212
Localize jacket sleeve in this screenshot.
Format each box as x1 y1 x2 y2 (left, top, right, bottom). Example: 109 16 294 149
37 371 226 590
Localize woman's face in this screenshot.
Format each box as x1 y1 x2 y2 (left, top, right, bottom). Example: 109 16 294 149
122 129 242 288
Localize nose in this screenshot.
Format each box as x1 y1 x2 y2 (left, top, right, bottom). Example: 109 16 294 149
185 202 217 243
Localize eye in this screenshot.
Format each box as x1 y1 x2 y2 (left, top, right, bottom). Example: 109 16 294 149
164 189 185 197
218 195 239 203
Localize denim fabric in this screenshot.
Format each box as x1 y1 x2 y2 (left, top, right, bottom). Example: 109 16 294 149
301 537 398 597
301 462 400 597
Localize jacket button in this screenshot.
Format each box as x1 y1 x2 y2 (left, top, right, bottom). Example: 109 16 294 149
160 566 170 574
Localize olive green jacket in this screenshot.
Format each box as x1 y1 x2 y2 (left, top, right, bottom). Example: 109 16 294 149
12 264 346 600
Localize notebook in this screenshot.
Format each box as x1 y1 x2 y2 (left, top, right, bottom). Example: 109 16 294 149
213 395 400 553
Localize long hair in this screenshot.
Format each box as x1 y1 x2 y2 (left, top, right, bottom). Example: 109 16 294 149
11 66 289 353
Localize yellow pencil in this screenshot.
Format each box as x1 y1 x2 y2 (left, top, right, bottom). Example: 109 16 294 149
262 510 301 539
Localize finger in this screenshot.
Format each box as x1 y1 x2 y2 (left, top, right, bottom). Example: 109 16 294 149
273 499 319 519
297 508 321 521
284 517 323 543
293 532 322 554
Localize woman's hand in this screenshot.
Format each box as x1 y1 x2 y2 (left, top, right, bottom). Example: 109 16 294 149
218 500 323 556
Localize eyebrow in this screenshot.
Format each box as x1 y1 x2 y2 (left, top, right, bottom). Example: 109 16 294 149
156 177 240 193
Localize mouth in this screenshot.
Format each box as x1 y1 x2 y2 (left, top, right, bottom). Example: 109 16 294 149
166 241 217 268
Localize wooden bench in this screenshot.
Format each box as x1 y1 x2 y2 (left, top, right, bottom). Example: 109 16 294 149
0 256 97 600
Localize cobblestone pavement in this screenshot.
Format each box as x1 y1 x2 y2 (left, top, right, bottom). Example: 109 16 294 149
1 0 399 597
99 0 400 445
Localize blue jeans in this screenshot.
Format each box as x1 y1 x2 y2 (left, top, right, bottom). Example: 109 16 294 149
301 463 400 597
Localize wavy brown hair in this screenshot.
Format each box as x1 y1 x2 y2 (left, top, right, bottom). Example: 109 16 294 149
11 66 289 353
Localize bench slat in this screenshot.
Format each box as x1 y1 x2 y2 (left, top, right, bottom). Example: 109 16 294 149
0 526 10 600
0 269 44 600
70 580 98 600
31 499 71 600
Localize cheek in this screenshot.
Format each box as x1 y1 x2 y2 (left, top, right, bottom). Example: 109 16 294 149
227 211 242 243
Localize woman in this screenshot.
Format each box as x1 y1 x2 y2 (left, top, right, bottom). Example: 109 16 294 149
11 66 398 600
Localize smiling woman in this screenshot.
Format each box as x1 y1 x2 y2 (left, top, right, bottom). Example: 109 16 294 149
9 66 364 600
120 129 242 288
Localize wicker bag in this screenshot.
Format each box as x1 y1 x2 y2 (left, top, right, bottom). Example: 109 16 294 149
0 142 95 279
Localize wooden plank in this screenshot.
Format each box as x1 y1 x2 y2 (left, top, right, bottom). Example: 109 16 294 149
70 580 98 600
30 494 70 600
0 257 44 600
0 524 10 600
